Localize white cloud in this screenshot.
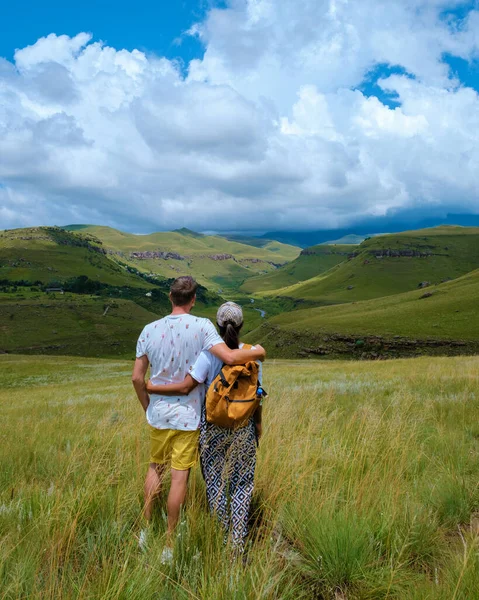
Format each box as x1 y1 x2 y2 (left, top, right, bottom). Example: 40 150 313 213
0 0 479 233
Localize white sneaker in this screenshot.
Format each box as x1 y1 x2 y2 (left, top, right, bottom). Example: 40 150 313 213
160 546 174 565
138 528 149 552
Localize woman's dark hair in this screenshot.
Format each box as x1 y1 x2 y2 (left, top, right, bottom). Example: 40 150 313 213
218 321 243 349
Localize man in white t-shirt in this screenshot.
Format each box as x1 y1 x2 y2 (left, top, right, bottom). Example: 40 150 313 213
132 276 265 553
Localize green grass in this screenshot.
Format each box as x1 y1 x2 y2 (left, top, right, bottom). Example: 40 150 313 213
240 245 356 293
268 226 479 304
247 269 479 358
1 354 479 599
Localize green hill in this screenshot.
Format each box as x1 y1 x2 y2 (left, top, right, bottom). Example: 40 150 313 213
0 227 150 288
0 289 220 359
0 293 159 358
0 226 234 358
240 244 357 293
63 225 301 293
219 234 276 248
247 268 479 358
270 226 479 304
0 289 267 358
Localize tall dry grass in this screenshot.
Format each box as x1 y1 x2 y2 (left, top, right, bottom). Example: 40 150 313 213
1 355 478 599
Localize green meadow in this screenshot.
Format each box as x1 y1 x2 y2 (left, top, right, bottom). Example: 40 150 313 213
0 294 158 358
1 354 479 599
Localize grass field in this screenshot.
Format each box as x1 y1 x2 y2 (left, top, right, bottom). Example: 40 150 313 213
0 293 159 358
1 355 478 599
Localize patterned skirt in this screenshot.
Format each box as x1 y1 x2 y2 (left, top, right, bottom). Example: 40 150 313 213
199 412 257 551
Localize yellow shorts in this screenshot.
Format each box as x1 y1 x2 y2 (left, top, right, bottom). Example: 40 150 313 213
149 427 199 471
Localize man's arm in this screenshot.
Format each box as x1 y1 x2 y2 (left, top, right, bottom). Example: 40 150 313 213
210 343 266 365
132 356 150 412
146 375 198 396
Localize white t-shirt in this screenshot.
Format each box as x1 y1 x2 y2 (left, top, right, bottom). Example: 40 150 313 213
189 343 263 390
136 313 223 431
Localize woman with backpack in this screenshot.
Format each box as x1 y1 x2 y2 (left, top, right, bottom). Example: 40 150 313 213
146 301 264 554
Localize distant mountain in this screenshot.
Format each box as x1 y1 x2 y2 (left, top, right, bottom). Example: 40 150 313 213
218 234 274 249
320 234 374 245
2 222 479 360
261 213 479 248
172 228 205 238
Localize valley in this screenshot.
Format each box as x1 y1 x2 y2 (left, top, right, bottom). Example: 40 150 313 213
64 225 300 293
1 223 478 360
247 268 479 359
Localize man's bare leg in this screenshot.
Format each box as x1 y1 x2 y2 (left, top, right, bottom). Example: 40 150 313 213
144 462 167 521
166 468 190 538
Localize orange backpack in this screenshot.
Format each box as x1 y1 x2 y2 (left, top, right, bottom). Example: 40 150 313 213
206 347 261 429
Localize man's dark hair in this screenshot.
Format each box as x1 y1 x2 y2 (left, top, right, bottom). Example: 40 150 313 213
170 276 198 306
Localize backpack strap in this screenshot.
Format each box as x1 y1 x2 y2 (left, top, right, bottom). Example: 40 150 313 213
218 369 229 387
217 344 253 385
215 364 251 394
214 344 256 391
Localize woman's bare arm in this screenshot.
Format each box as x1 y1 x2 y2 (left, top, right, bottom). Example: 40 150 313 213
146 374 198 396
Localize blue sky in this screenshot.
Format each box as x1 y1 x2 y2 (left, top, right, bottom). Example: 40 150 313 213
1 0 478 233
359 54 479 108
5 1 477 98
0 0 210 66
3 1 477 97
